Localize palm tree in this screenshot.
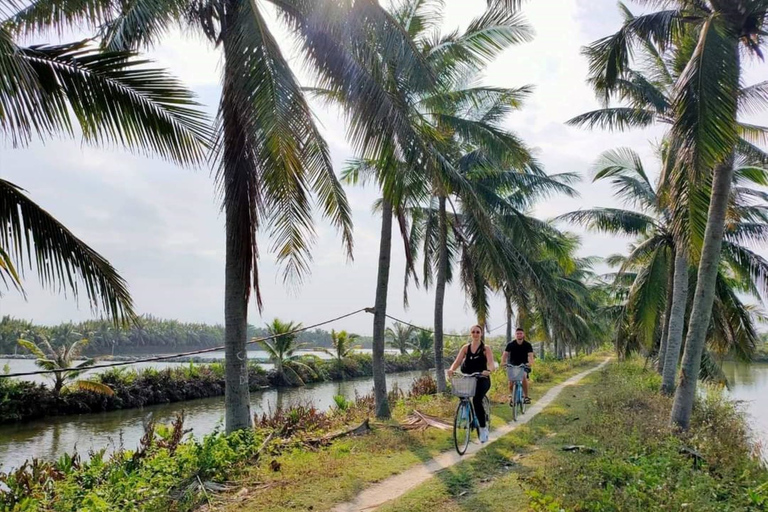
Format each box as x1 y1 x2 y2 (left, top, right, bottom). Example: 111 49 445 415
412 330 434 365
260 319 315 386
581 0 768 428
17 327 114 396
6 0 444 431
385 322 416 355
334 0 535 408
563 147 768 391
0 30 211 321
321 329 361 363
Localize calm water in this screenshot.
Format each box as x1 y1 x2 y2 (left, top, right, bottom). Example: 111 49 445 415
722 361 768 457
0 370 426 473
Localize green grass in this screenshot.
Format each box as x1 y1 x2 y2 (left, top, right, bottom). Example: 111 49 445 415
217 354 605 512
377 360 768 512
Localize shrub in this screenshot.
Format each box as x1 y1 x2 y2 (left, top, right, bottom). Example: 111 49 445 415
0 353 428 424
408 375 437 398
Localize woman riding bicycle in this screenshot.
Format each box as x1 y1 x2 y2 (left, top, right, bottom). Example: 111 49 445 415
447 325 495 443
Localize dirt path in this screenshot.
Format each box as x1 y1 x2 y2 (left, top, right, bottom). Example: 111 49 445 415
332 358 610 512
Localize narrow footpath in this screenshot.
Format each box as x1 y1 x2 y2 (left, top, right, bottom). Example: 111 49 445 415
332 358 611 512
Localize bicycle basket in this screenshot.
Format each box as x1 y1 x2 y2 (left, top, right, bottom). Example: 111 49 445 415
451 375 477 398
506 365 525 382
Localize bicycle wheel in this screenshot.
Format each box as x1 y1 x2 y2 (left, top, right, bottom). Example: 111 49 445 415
482 395 491 430
511 383 518 422
516 383 525 418
453 400 472 455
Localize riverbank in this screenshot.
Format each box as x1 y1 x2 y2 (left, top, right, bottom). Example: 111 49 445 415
0 355 603 511
0 353 429 424
378 361 768 512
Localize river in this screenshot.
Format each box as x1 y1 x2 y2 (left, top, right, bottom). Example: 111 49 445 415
0 368 427 473
723 361 768 459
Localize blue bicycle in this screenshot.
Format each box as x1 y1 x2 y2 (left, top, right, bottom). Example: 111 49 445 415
450 373 491 455
505 364 529 421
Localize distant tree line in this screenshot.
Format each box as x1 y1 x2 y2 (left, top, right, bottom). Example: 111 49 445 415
0 316 370 355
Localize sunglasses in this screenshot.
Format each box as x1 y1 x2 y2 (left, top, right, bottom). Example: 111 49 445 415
471 330 481 334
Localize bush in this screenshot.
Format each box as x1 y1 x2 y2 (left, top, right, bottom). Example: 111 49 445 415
523 360 768 512
0 420 265 512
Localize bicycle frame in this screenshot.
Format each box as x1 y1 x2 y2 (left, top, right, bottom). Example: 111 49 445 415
451 372 488 455
505 364 527 421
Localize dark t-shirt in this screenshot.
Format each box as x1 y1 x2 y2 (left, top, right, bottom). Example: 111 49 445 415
505 340 533 366
460 342 488 374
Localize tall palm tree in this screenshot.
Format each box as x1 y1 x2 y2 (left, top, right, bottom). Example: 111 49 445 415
563 147 768 391
6 0 442 430
385 322 416 355
333 0 535 408
17 326 114 396
579 1 768 427
0 27 211 321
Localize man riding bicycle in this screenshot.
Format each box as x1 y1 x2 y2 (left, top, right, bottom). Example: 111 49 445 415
502 327 534 405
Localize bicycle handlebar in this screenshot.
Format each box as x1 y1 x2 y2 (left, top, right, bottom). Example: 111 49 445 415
453 372 487 378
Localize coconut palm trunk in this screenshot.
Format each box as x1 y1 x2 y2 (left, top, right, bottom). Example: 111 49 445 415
221 32 253 431
657 254 676 374
661 247 689 394
434 194 449 392
372 199 393 418
671 159 734 428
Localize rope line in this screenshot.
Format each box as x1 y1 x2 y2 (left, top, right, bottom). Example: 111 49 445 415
0 308 370 379
382 314 470 338
488 322 508 333
1 308 500 380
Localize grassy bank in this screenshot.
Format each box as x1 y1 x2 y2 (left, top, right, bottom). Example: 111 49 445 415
0 355 603 511
0 353 427 424
378 360 768 512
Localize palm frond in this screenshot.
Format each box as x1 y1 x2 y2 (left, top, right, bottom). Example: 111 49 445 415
0 246 23 292
4 40 212 164
17 338 46 359
215 1 352 300
1 179 134 322
557 208 658 236
671 15 740 177
566 107 657 131
72 379 115 395
739 80 768 116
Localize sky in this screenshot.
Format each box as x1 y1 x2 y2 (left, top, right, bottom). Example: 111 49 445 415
1 0 766 336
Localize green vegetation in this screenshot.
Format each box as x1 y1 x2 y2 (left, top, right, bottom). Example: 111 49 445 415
378 361 768 512
17 328 113 397
322 330 362 366
0 353 427 424
577 0 768 429
0 354 603 512
0 316 345 355
385 323 417 355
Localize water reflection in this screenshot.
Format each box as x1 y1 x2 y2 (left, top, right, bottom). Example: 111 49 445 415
722 361 768 459
0 371 427 472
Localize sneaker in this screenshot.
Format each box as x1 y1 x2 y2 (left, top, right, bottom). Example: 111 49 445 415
479 427 489 443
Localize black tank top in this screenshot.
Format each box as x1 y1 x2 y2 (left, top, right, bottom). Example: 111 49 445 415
461 342 487 374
